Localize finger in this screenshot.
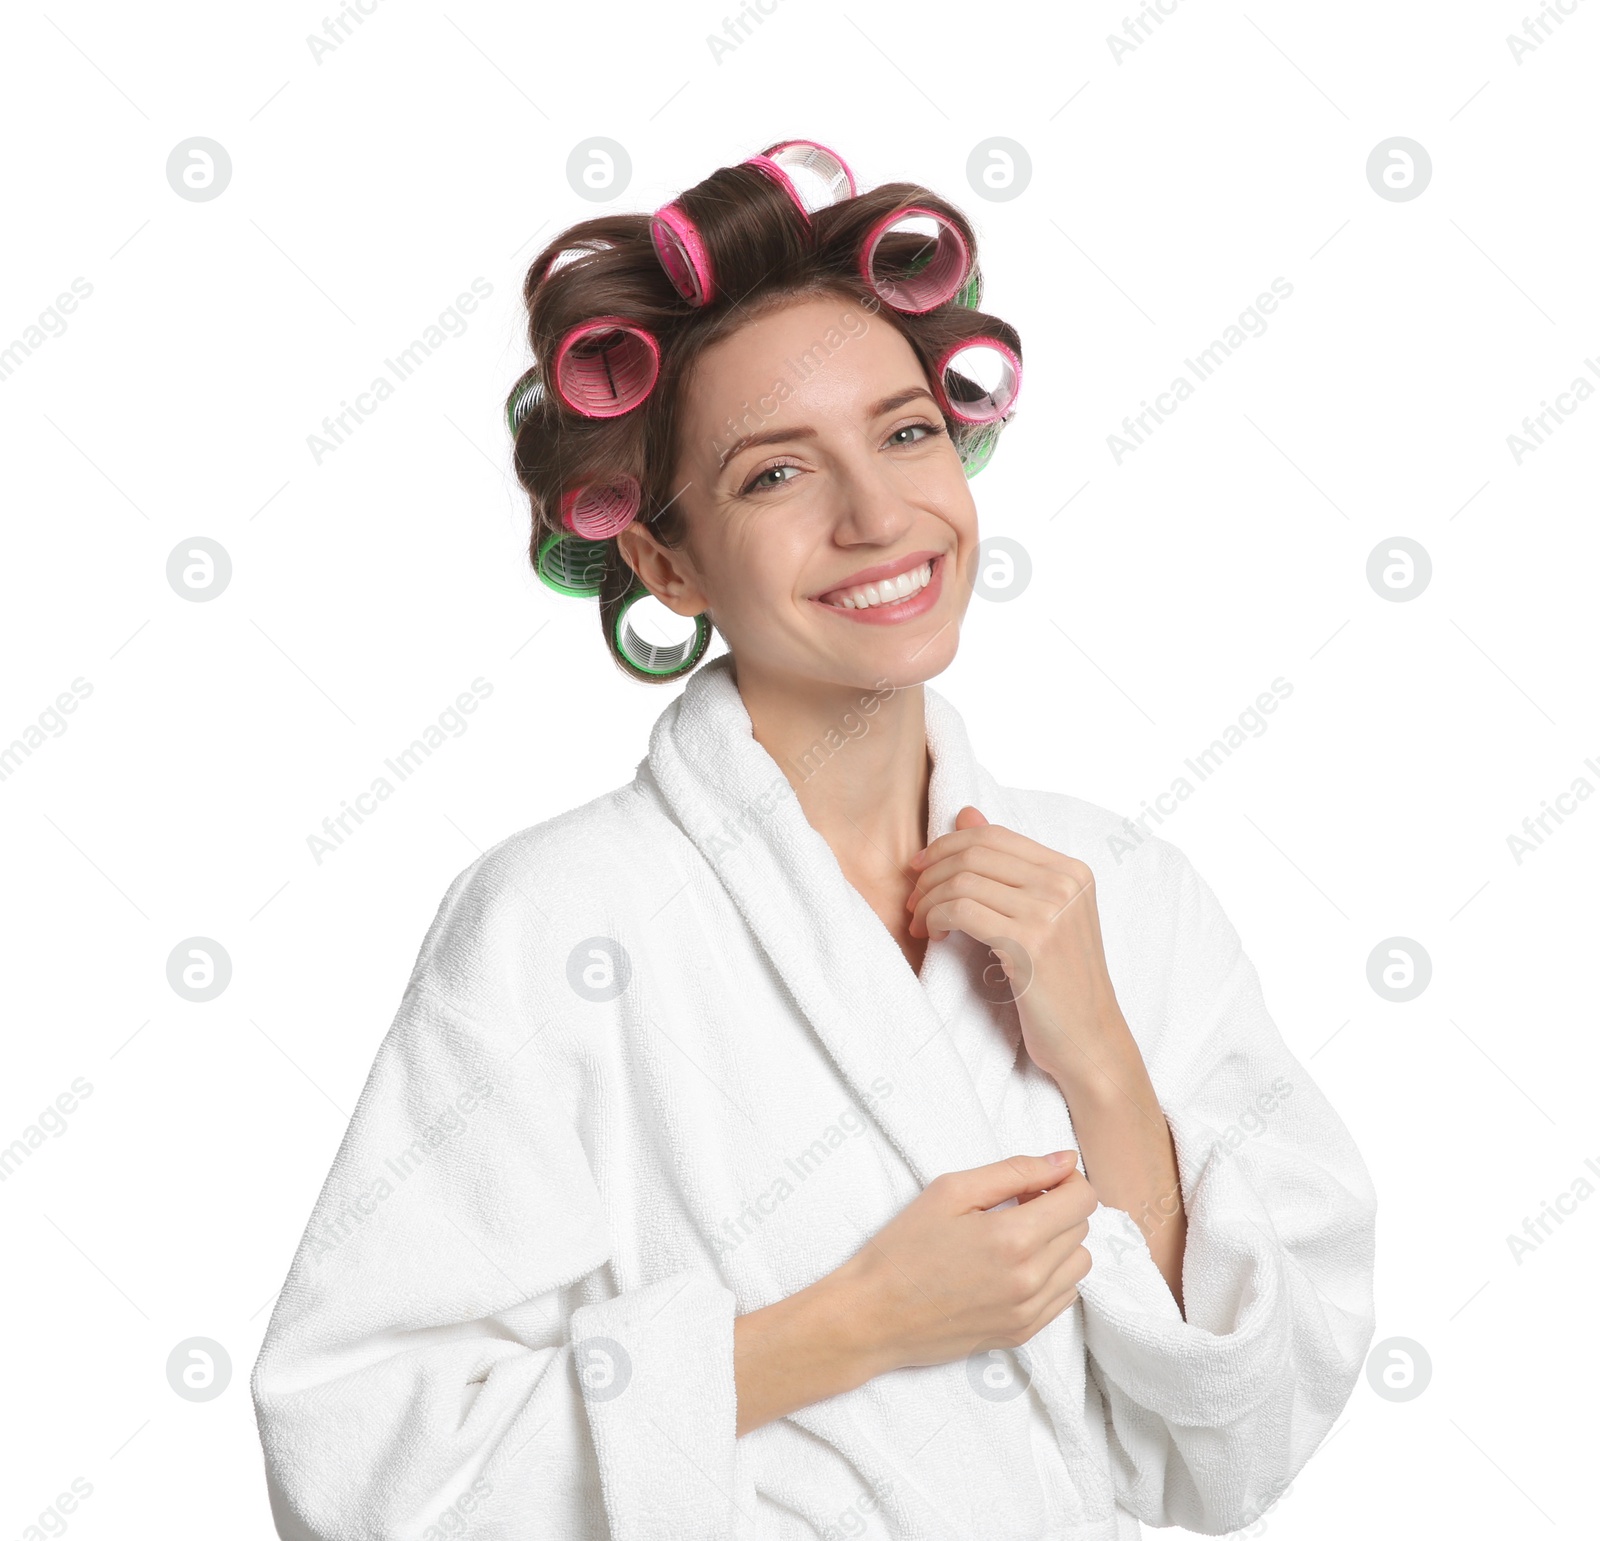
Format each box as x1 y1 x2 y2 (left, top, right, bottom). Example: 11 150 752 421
942 1152 1078 1213
910 878 1021 941
911 841 1095 929
910 874 1017 937
914 894 1015 946
1003 1168 1098 1247
1036 1252 1092 1322
914 821 1085 877
1017 1222 1094 1292
906 844 1044 910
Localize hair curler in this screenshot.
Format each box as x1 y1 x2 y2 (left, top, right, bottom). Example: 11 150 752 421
650 203 714 306
650 140 857 306
559 476 642 540
744 139 857 219
552 317 661 417
505 371 544 437
532 238 615 290
933 337 1022 424
614 584 712 677
959 421 1003 478
860 206 971 313
535 529 610 598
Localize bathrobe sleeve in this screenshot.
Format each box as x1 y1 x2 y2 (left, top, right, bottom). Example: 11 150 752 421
250 856 741 1541
1073 835 1377 1536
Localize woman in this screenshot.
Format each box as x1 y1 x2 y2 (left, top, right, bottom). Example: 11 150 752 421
251 142 1377 1541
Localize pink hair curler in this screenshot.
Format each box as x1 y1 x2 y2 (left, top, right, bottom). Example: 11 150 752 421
650 203 714 306
743 139 857 221
860 206 971 314
560 475 642 539
932 337 1022 425
552 317 661 417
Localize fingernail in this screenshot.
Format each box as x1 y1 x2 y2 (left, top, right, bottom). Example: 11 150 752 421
1047 1149 1076 1166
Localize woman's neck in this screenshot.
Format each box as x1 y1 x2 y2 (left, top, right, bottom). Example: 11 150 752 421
733 659 933 883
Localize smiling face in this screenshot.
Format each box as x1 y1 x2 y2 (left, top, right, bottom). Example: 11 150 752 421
616 289 978 695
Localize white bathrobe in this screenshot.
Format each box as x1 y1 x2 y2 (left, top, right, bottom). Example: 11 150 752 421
251 652 1377 1541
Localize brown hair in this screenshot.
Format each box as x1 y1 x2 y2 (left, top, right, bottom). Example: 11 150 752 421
506 160 1023 683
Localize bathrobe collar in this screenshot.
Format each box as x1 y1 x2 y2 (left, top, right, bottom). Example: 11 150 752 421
644 653 1020 1186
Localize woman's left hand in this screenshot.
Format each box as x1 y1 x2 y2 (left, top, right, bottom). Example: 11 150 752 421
909 805 1190 1311
907 805 1128 1085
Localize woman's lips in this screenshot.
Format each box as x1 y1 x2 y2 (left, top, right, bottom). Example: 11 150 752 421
809 553 945 625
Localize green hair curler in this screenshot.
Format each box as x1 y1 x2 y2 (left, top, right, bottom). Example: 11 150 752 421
535 529 610 597
959 421 1002 479
613 583 712 677
506 371 544 438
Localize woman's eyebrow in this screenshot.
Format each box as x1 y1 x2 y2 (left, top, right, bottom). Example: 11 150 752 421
869 385 940 418
715 386 940 473
717 424 816 471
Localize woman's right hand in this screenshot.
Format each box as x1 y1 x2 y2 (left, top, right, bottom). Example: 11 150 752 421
838 1151 1098 1376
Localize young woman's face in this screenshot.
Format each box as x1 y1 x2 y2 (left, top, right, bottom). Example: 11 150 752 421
631 291 979 693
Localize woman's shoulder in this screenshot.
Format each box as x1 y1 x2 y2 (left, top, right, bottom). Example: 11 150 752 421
435 777 665 921
399 775 675 1016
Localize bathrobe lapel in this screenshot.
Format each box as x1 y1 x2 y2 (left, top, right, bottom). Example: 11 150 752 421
644 655 1020 1187
645 658 1117 1527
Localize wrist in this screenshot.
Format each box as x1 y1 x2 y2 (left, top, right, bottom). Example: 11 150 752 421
1036 1007 1142 1097
823 1252 904 1384
1043 1055 1136 1110
734 1265 887 1436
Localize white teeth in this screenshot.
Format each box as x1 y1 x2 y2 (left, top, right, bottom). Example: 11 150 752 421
823 560 934 610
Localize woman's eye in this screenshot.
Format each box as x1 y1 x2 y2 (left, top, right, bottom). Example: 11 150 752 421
888 421 938 447
745 463 800 493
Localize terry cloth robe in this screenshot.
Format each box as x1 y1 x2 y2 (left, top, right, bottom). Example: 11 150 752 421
251 651 1378 1541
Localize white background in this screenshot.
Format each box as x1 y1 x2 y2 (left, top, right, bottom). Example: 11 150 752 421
1 0 1596 1535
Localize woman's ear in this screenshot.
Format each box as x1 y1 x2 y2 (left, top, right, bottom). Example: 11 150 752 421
614 523 708 619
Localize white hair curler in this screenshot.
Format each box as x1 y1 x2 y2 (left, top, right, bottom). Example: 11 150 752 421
532 238 615 290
